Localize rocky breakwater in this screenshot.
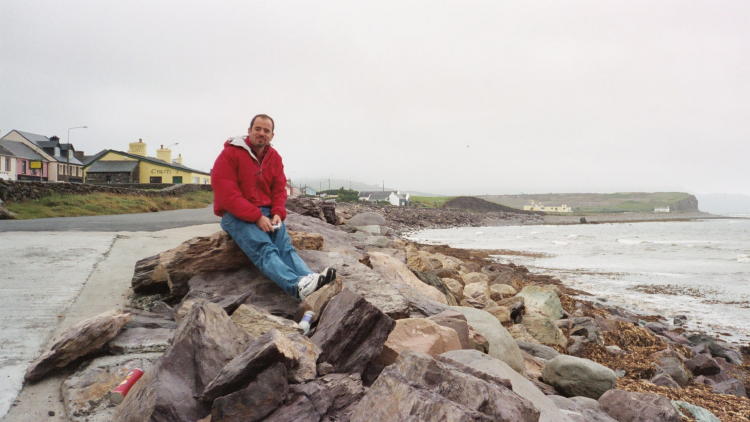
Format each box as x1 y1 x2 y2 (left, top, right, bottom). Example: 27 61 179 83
24 208 750 421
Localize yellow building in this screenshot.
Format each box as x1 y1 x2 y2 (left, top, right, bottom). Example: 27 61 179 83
84 139 210 184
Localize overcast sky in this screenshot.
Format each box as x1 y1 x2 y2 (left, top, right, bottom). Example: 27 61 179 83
1 1 748 195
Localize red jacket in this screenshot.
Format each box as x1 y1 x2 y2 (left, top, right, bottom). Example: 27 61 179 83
211 136 287 222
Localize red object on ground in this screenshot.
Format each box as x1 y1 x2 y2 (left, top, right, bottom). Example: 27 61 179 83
110 368 144 404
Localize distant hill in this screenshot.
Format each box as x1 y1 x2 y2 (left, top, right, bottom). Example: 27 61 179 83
443 196 536 214
290 178 442 196
480 192 699 213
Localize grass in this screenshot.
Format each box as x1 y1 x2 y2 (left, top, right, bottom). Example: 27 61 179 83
5 190 214 219
410 196 455 208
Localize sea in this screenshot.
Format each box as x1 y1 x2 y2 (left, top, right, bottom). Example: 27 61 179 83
407 216 750 345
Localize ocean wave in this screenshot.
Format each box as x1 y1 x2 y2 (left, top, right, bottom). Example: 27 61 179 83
738 254 750 263
617 238 643 245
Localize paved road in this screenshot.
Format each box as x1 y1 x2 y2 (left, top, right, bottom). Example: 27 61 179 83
0 206 219 232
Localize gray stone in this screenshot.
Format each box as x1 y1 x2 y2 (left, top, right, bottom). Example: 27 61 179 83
685 353 721 376
522 313 567 347
347 211 387 226
349 351 540 422
653 349 691 386
210 363 288 422
598 389 682 422
449 306 525 374
440 349 573 422
517 340 560 360
264 373 365 422
542 355 617 399
548 395 618 422
672 400 721 422
108 327 173 354
650 372 680 388
516 285 563 319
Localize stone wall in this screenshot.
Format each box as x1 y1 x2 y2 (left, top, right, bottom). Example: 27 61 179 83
0 180 212 203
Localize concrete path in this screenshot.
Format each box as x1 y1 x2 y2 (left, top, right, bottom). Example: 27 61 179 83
0 205 219 232
0 223 222 421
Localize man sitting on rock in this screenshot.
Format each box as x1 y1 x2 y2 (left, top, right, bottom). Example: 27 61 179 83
211 113 335 300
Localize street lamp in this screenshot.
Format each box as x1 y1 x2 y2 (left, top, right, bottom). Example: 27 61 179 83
66 125 87 182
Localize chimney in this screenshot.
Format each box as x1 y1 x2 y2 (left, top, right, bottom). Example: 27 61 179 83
156 144 172 163
50 135 60 143
74 151 85 161
173 153 183 165
128 138 147 156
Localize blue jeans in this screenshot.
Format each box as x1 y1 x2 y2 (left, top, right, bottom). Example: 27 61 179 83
221 208 312 297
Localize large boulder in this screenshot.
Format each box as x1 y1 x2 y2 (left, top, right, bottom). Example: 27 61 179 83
200 329 320 402
516 285 563 319
311 289 395 375
377 318 462 367
598 389 682 422
25 310 131 382
367 251 448 304
108 309 176 354
263 373 365 421
671 401 721 422
685 353 721 376
441 349 574 422
427 310 473 350
548 395 617 422
230 304 301 338
349 351 540 422
210 362 289 422
522 313 567 348
114 301 252 422
652 349 691 387
347 211 386 226
542 355 616 399
449 306 525 374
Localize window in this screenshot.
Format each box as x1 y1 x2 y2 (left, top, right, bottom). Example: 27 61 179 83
149 176 162 183
22 161 27 173
172 176 183 184
106 175 112 183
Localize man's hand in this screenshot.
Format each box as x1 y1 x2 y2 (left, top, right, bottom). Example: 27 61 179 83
271 215 282 226
256 215 274 232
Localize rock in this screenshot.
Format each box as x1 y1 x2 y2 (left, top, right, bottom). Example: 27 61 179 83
516 285 564 319
377 318 462 367
522 313 567 348
347 211 386 226
485 305 511 323
548 395 618 422
687 334 744 365
650 373 681 388
712 378 747 397
264 373 365 422
428 310 473 350
685 353 721 376
349 351 540 422
671 400 721 422
598 389 683 422
542 355 617 399
63 353 161 422
25 310 131 382
462 272 490 285
517 341 560 360
201 329 320 401
443 277 464 301
311 289 395 375
0 203 17 219
489 283 517 301
673 314 688 326
605 345 624 355
114 301 252 422
108 326 173 354
463 280 493 307
131 231 249 295
186 267 299 319
368 251 448 304
441 349 573 422
297 277 343 322
449 306 525 374
645 321 669 335
288 231 324 250
210 363 288 422
412 270 457 305
353 224 385 235
569 317 602 344
652 349 691 386
497 295 526 323
230 304 301 338
566 335 586 356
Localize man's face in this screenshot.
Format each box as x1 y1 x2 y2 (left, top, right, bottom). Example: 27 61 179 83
247 117 274 149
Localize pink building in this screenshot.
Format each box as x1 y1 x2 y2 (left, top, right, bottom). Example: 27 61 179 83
0 139 49 181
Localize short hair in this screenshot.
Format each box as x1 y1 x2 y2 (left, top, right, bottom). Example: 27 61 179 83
250 114 275 132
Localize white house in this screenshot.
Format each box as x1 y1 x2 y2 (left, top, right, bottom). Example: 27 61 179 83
523 200 573 213
654 206 671 213
358 190 409 206
0 143 17 180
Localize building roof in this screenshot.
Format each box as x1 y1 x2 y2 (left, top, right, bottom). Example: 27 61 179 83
0 139 44 160
359 191 395 201
0 144 14 157
86 160 139 173
84 149 210 175
11 130 83 165
14 130 52 146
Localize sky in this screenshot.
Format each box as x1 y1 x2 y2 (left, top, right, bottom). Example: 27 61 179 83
1 1 748 196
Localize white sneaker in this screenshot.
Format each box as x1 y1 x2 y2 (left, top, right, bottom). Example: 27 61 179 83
297 273 322 300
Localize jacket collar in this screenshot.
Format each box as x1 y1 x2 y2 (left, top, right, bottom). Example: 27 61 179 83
228 136 272 163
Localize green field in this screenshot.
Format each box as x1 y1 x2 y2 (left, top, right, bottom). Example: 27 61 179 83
410 196 456 208
5 190 214 219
